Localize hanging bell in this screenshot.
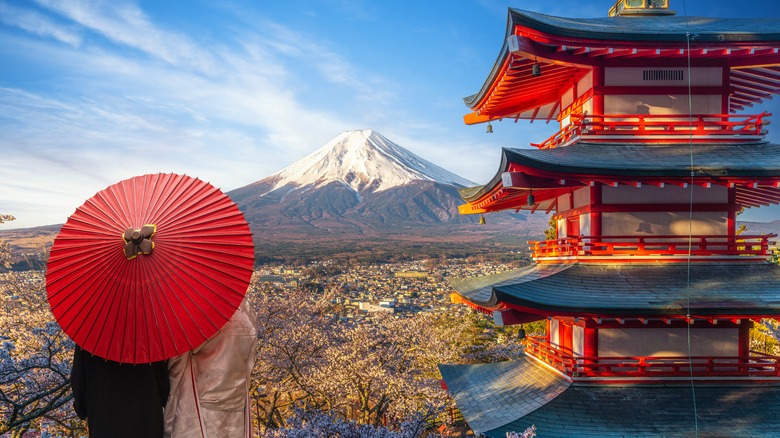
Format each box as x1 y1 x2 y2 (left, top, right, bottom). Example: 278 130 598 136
479 215 486 225
486 123 493 134
527 190 535 206
532 62 541 77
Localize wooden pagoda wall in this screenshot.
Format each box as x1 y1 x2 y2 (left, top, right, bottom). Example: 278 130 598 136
555 185 731 239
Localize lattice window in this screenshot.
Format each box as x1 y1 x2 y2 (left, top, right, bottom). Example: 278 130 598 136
642 69 684 81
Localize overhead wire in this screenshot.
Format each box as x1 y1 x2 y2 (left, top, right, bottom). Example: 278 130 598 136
682 0 699 435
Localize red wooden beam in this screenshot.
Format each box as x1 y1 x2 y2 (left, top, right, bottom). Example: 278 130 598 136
731 84 774 99
731 70 780 89
731 76 780 94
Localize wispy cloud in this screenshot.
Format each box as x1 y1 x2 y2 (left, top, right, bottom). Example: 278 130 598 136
1 0 410 227
32 0 219 73
0 1 82 46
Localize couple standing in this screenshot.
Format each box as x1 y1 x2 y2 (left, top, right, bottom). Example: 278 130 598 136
71 297 258 438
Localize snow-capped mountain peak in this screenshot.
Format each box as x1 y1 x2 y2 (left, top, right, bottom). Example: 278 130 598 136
269 129 474 193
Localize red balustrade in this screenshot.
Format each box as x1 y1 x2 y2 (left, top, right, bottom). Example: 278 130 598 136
532 112 770 149
529 234 776 261
525 336 780 379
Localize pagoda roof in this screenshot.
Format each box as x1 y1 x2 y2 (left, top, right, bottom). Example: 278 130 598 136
449 262 780 318
440 356 780 437
464 9 780 122
507 142 780 177
438 358 570 437
459 141 780 212
505 9 780 44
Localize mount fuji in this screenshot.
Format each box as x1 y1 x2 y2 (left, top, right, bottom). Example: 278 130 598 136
0 130 549 266
229 129 543 239
259 129 473 194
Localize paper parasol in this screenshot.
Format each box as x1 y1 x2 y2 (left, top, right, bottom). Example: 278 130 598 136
46 173 255 364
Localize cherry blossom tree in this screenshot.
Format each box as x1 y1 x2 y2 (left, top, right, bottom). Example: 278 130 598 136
246 279 526 436
0 228 81 437
261 408 442 438
249 286 335 430
309 316 448 429
0 214 15 269
506 425 536 438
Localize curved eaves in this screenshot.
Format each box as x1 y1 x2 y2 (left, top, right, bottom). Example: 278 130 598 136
508 8 780 44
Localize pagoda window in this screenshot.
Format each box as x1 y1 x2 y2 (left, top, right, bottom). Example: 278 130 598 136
600 184 729 236
577 71 593 98
550 318 560 348
572 187 590 207
559 74 594 129
598 327 738 357
561 86 576 112
557 193 572 211
556 217 566 239
604 94 722 116
602 185 727 204
604 67 722 87
573 325 585 357
602 67 726 116
602 211 727 236
579 214 591 236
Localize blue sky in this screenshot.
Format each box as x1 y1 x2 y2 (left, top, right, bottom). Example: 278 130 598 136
2 0 780 229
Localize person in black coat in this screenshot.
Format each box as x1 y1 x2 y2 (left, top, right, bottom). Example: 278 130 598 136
71 346 170 438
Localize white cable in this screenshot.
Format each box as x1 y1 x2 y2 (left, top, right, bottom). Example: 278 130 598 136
682 1 699 434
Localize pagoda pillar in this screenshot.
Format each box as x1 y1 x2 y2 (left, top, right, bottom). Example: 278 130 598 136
722 67 730 113
727 186 737 236
738 319 753 359
561 322 573 354
592 67 604 117
583 326 598 357
590 184 602 238
546 319 552 344
582 326 598 372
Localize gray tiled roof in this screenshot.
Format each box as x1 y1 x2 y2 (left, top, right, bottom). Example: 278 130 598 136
508 142 780 178
460 142 780 202
486 382 780 437
448 264 572 306
441 357 780 437
510 9 780 43
464 9 780 108
438 357 570 437
450 262 780 316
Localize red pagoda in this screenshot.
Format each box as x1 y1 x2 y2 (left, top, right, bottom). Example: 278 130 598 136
439 1 780 436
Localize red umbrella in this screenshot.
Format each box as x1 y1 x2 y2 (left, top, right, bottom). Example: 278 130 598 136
46 173 255 364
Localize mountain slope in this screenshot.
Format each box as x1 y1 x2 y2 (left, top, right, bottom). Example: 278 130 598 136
229 129 544 238
263 129 473 194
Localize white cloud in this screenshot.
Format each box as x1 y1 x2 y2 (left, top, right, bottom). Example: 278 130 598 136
32 0 219 73
0 1 82 46
0 1 410 227
0 0 507 228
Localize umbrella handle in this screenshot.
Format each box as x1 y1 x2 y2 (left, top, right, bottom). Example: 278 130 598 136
122 224 156 260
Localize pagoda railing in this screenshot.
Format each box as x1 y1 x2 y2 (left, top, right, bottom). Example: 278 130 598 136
529 234 776 261
526 336 780 379
532 112 770 149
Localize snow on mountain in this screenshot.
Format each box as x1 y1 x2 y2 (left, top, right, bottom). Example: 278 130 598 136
266 129 474 194
226 129 547 238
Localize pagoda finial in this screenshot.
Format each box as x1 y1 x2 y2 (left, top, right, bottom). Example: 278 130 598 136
609 0 676 17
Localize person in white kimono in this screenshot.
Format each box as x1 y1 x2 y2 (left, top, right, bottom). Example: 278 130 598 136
164 297 258 438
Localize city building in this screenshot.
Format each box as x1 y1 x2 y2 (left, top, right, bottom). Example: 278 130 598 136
439 1 780 436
